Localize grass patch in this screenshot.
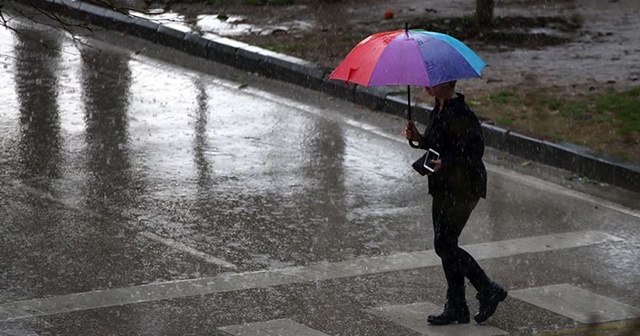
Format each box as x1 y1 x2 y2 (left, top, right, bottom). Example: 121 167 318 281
595 87 640 134
547 98 562 111
497 116 515 126
264 42 313 56
474 85 640 163
559 102 588 120
489 91 520 104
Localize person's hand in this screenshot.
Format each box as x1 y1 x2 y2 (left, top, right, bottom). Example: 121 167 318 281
405 121 422 142
428 159 442 174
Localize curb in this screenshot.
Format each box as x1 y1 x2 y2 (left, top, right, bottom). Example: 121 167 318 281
16 0 640 193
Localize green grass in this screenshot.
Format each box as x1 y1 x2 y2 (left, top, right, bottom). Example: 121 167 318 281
489 91 519 104
547 98 562 111
559 102 588 120
475 85 640 164
487 86 639 137
497 110 517 126
595 87 640 134
497 117 515 126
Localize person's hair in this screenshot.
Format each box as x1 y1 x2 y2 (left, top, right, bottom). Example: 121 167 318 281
427 80 458 91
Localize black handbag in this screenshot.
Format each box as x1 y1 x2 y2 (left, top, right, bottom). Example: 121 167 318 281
412 152 430 176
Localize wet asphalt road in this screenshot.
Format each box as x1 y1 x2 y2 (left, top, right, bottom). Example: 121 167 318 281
1 16 640 336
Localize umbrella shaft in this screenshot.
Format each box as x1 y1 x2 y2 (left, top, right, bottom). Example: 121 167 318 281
407 85 411 121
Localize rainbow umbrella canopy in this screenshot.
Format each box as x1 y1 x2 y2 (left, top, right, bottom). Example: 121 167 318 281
329 26 486 122
329 29 485 87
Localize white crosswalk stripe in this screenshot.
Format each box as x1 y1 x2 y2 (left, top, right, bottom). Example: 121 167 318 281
216 287 640 336
367 302 508 336
0 230 623 321
510 284 640 323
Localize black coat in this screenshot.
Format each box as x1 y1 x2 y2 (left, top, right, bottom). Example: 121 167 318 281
418 93 487 198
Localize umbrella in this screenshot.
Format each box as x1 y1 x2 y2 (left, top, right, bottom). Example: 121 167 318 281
329 24 486 147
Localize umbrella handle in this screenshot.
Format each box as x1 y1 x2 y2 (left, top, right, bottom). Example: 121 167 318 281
406 85 420 148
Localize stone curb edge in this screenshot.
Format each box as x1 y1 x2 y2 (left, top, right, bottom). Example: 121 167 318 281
16 0 640 193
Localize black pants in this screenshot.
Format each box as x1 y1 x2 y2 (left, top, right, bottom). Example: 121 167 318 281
432 194 491 302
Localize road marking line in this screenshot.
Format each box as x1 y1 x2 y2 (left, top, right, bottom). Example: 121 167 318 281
0 230 622 321
367 302 508 336
9 179 101 217
139 232 236 269
219 319 331 336
510 284 640 323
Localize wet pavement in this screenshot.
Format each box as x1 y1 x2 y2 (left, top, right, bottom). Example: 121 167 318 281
1 14 640 336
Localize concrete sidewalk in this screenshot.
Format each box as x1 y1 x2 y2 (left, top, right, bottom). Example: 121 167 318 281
10 0 640 193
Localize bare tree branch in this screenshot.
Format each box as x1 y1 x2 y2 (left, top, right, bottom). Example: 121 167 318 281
0 1 100 59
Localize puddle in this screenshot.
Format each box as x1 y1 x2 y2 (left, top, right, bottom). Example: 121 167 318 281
129 9 313 37
196 14 253 36
129 11 191 32
198 14 313 36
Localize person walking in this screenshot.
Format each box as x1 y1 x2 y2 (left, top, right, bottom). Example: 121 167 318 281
404 80 507 325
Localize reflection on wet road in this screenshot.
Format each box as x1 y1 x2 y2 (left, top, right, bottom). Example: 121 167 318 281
0 19 430 301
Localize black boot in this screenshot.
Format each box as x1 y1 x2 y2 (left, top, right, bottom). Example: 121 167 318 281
474 282 508 324
427 300 470 325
